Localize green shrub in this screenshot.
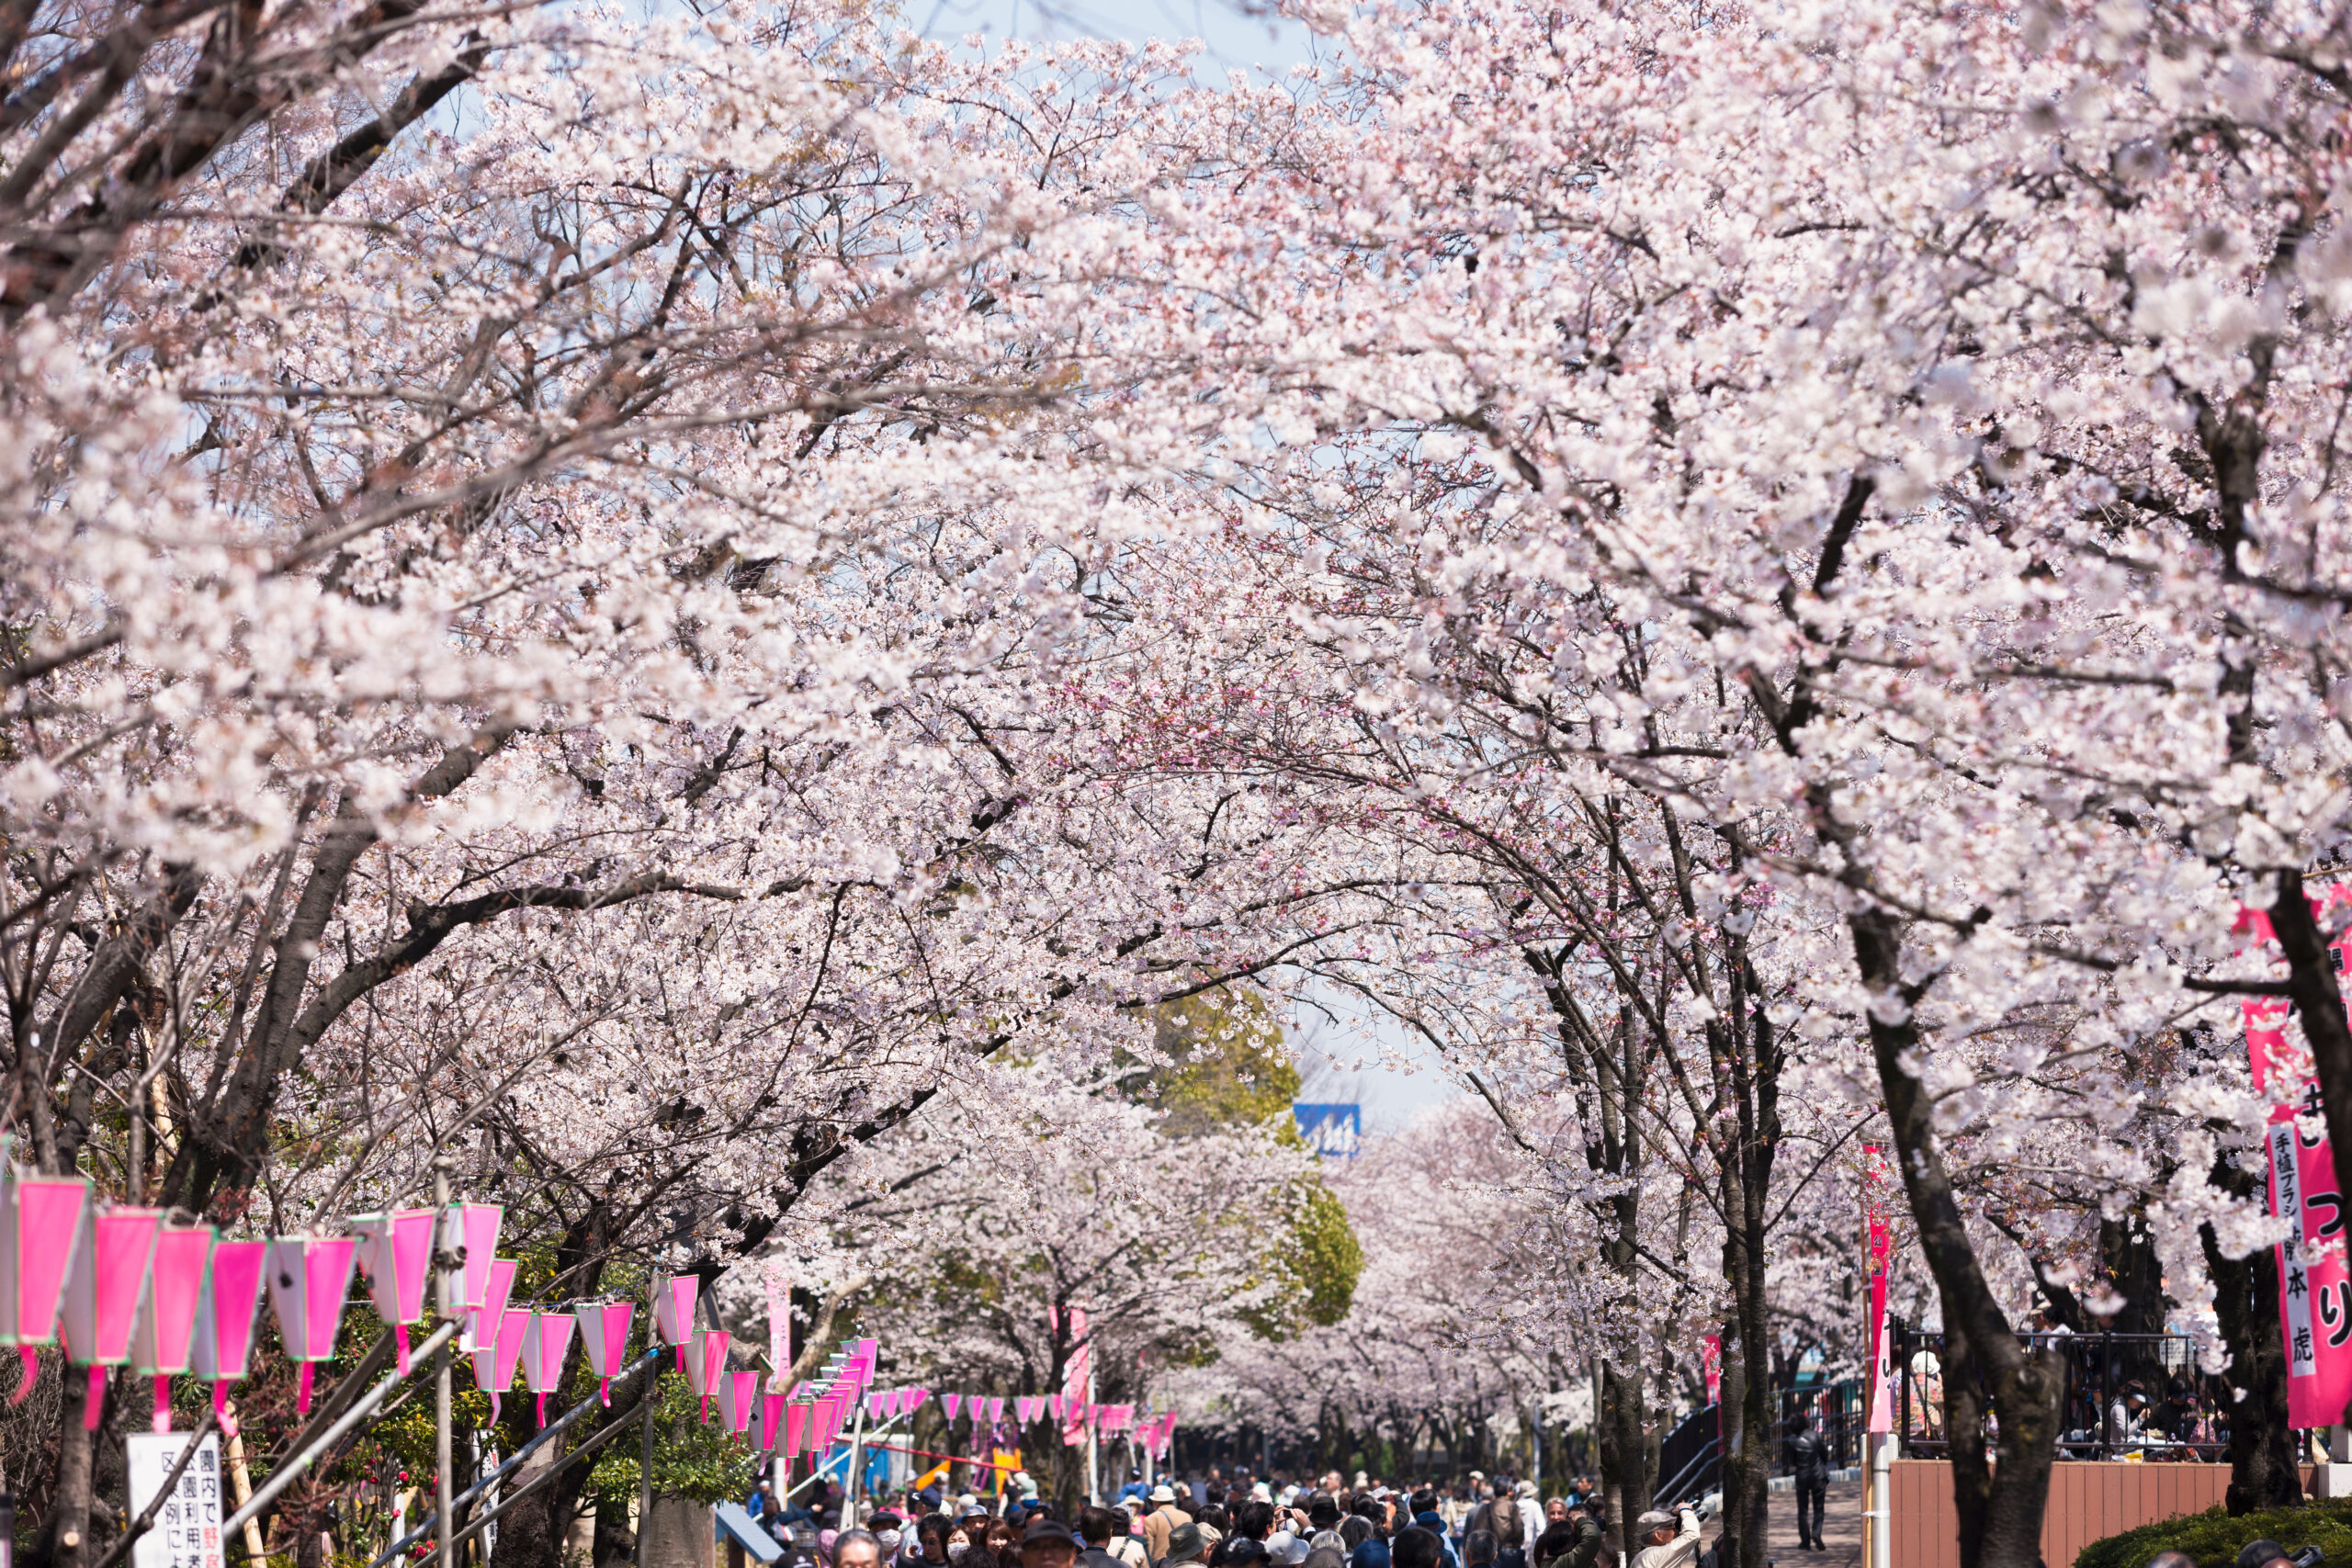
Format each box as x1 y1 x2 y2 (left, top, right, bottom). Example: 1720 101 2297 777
2075 1496 2352 1568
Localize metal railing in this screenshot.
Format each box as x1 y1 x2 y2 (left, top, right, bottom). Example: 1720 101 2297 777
1888 1321 2226 1461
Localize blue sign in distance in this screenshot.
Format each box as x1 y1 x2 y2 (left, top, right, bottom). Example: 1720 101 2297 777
1292 1103 1361 1156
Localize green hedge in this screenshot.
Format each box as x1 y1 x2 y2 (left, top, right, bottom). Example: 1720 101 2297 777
2075 1497 2352 1568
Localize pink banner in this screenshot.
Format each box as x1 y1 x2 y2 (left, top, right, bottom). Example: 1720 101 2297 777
1863 1144 1894 1435
2241 889 2352 1427
1061 1305 1092 1445
1701 1336 1720 1408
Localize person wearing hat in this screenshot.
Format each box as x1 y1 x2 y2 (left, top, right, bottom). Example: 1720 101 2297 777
1627 1508 1699 1568
1023 1517 1083 1568
1222 1540 1272 1568
1142 1487 1193 1565
1162 1525 1210 1568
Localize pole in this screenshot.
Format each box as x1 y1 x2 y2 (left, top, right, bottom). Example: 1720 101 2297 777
1867 1431 1891 1568
433 1159 456 1568
223 1321 463 1538
841 1402 867 1529
634 1371 658 1568
1086 1359 1099 1505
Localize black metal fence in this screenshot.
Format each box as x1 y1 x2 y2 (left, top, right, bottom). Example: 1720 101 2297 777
1888 1320 2225 1461
1653 1380 1866 1506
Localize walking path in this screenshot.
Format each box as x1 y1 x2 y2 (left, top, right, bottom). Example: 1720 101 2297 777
1698 1477 1863 1568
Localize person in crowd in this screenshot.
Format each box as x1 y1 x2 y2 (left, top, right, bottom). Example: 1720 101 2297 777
1303 1549 1348 1568
1143 1487 1194 1564
1221 1540 1272 1568
1235 1504 1277 1544
1306 1495 1343 1535
1265 1535 1307 1568
1535 1507 1601 1568
838 1531 888 1568
1164 1525 1211 1568
1077 1508 1128 1568
1541 1501 1566 1530
1628 1509 1700 1568
913 1516 956 1567
945 1520 979 1567
1510 1484 1540 1561
2108 1382 2152 1455
1391 1528 1443 1568
1022 1517 1083 1568
1783 1410 1831 1552
1110 1510 1149 1568
2142 1555 2196 1568
1343 1517 1388 1568
1197 1507 1230 1549
1465 1489 1521 1564
1463 1530 1497 1568
986 1517 1024 1565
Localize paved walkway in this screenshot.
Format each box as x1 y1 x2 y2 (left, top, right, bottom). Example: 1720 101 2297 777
1698 1476 1864 1567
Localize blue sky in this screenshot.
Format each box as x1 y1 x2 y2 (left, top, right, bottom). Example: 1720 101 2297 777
917 0 1326 79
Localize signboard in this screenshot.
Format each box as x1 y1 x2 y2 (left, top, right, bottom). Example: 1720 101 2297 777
1291 1104 1361 1157
126 1433 224 1568
2239 888 2352 1428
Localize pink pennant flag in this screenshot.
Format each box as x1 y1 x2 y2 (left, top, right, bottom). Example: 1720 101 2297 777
1046 1394 1061 1421
130 1223 212 1431
523 1309 574 1426
191 1239 266 1435
785 1398 810 1458
1 1164 88 1406
989 1395 1004 1423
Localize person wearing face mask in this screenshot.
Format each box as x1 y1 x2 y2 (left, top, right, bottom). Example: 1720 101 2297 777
946 1525 978 1568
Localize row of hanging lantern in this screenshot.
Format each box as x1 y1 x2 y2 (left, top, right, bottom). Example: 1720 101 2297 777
0 1150 895 1460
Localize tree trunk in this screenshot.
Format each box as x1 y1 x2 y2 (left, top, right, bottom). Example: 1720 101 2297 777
1600 1358 1648 1546
1852 908 2065 1568
23 1364 97 1568
2202 1161 2302 1514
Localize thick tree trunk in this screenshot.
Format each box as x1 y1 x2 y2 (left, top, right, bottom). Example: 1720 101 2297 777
23 1363 97 1568
1851 908 2065 1568
1600 1358 1648 1546
2202 1160 2302 1514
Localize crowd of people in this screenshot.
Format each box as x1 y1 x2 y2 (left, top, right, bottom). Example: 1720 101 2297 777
737 1467 1714 1568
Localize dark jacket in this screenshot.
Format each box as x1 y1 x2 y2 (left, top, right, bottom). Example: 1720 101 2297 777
1783 1427 1831 1481
1538 1518 1602 1568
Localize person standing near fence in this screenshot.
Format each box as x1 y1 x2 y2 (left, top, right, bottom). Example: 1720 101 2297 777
1781 1414 1830 1553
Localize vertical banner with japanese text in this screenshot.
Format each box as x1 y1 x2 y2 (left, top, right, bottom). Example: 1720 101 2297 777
2241 888 2352 1428
1863 1143 1894 1435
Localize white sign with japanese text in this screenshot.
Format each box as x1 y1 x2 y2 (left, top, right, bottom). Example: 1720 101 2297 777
127 1433 225 1568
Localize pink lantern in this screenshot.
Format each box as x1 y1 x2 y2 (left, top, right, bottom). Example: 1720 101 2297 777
522 1309 574 1427
944 1393 962 1423
353 1209 435 1375
690 1328 729 1420
0 1163 88 1404
130 1223 212 1433
191 1239 267 1434
784 1398 810 1457
267 1234 357 1416
473 1305 530 1424
463 1258 517 1355
439 1203 502 1315
907 1385 930 1417
760 1390 788 1451
573 1300 632 1405
718 1369 758 1436
62 1206 162 1429
654 1274 697 1371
